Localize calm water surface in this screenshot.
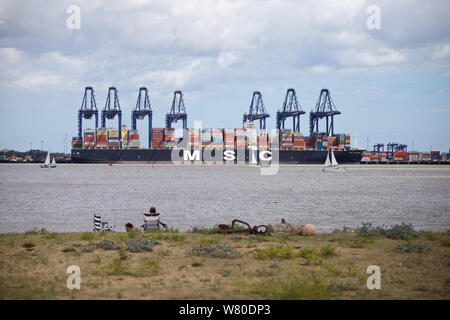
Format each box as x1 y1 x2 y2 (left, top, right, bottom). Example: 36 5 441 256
0 163 449 233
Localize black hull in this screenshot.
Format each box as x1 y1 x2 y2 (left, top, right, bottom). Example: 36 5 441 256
71 148 363 164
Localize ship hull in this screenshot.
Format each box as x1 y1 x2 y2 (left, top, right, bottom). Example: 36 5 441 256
71 148 364 164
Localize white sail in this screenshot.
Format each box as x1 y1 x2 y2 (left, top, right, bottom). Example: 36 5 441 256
45 152 51 165
331 149 338 166
50 157 56 167
324 151 331 167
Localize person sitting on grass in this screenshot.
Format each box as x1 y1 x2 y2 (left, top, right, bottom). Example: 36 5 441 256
125 223 134 232
142 207 167 231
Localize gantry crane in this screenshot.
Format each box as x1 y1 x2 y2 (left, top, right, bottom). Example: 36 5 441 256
78 86 98 138
131 87 153 147
276 88 305 132
165 90 187 129
386 142 407 160
309 89 341 135
373 143 385 152
101 87 122 139
243 91 270 129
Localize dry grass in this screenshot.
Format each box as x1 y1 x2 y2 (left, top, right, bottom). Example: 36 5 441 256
0 230 449 300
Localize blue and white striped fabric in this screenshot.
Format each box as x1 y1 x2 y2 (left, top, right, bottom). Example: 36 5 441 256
94 214 101 232
143 212 160 231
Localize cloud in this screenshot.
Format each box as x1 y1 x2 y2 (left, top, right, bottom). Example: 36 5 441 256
0 0 449 94
0 47 22 62
337 48 406 67
310 65 334 73
429 106 450 113
12 71 61 88
432 44 450 60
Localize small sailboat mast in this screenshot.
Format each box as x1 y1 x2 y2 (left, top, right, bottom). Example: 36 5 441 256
323 149 344 172
331 149 338 167
324 151 331 167
50 156 56 168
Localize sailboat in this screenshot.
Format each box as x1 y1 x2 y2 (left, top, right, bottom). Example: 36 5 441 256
323 149 344 172
50 156 57 168
41 152 51 168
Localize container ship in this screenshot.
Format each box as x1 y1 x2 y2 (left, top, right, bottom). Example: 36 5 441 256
71 87 364 164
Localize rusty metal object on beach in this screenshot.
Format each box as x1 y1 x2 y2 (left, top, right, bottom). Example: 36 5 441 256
218 219 268 235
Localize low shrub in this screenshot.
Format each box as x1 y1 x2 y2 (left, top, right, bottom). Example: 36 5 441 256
141 258 160 275
253 245 294 260
198 237 221 246
170 234 185 242
125 238 156 252
44 233 58 239
186 243 240 258
96 239 120 250
250 274 335 299
321 245 336 257
80 232 95 241
423 231 439 241
127 229 140 239
357 222 418 240
394 241 430 253
25 227 48 235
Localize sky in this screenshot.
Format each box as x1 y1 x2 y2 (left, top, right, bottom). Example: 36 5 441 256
0 0 449 152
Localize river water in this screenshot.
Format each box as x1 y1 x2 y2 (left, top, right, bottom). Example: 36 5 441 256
0 163 449 233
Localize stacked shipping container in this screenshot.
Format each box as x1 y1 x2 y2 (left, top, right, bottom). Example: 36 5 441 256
164 128 175 148
188 128 201 149
293 132 305 149
431 151 441 162
258 130 268 149
211 128 224 149
280 129 293 149
201 128 212 148
96 128 107 149
224 129 235 149
107 128 120 149
235 128 247 149
151 128 164 148
72 137 83 149
128 129 140 148
83 129 95 149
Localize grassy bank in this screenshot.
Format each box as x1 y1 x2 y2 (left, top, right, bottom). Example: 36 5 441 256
0 227 449 300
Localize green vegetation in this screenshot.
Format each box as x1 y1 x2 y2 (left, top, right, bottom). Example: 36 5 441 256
440 238 450 247
141 258 160 275
187 243 240 258
198 237 221 245
22 243 35 249
105 258 133 276
321 245 337 257
250 274 335 299
357 222 418 240
25 227 47 235
0 229 448 300
423 231 439 241
394 241 431 253
80 232 95 241
127 229 140 239
170 234 185 242
253 245 295 260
